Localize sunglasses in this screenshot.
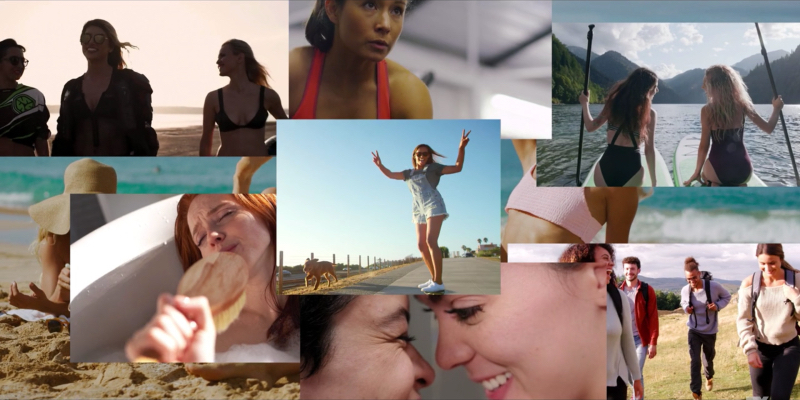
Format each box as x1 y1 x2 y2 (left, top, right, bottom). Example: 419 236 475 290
2 56 28 67
80 33 107 45
415 152 430 157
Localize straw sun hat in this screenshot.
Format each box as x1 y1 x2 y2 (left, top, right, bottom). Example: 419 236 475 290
28 158 117 235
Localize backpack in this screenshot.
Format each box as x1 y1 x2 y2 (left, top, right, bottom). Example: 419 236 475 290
750 267 800 337
689 271 715 329
608 282 623 325
619 280 651 318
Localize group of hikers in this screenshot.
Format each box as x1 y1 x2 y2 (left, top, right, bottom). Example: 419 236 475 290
561 243 800 400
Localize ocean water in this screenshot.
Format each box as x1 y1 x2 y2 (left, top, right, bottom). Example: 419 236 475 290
499 186 800 243
0 157 276 210
542 104 800 187
46 113 203 134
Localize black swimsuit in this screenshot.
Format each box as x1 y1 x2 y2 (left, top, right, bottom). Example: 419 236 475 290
598 122 642 187
215 86 268 132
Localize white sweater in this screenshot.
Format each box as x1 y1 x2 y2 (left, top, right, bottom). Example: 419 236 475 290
608 289 642 386
737 284 800 355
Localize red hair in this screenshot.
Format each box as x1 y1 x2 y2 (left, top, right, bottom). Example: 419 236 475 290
174 194 297 346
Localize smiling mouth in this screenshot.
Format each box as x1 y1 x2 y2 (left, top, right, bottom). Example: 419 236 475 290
222 244 238 252
482 372 512 392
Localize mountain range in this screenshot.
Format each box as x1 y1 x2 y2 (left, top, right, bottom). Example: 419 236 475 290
637 274 741 294
556 38 799 104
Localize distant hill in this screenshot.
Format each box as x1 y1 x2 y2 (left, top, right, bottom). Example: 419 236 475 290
592 51 639 83
743 45 800 104
551 34 606 104
663 68 708 104
652 81 683 104
574 55 615 90
566 45 600 61
638 274 741 294
733 49 790 75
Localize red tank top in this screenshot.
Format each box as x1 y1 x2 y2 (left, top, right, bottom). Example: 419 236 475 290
292 48 391 119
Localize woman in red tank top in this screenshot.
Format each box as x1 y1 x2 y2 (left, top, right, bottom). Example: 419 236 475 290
289 0 432 119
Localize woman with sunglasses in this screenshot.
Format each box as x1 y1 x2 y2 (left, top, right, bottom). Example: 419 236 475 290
0 39 50 156
371 130 469 294
52 19 158 156
201 39 287 156
289 0 432 119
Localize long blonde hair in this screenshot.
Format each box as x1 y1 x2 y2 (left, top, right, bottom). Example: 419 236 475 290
82 19 137 69
223 39 271 88
704 65 755 140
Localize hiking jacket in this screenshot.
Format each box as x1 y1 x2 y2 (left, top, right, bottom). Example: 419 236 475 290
619 280 660 346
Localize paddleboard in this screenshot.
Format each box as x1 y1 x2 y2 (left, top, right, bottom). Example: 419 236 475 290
582 148 673 187
673 135 766 187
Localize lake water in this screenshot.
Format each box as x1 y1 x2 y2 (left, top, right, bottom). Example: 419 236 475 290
541 104 800 187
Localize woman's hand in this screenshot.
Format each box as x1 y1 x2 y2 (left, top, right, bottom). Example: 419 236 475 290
633 379 643 400
125 294 216 363
747 351 763 369
784 283 800 301
773 95 784 111
683 171 701 187
578 90 589 105
9 282 51 311
371 151 383 167
57 266 70 292
459 130 471 150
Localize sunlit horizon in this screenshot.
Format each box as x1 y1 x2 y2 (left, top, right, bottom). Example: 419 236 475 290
4 1 288 108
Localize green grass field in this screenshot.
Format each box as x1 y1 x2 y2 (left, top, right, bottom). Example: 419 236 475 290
634 295 800 399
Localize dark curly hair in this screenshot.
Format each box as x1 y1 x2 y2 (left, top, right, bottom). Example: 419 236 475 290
300 295 357 378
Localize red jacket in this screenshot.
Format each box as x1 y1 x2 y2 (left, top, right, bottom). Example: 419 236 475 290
619 280 659 346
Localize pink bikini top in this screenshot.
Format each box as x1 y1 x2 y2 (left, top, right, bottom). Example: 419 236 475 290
505 164 602 243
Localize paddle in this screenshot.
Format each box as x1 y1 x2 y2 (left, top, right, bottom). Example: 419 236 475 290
576 24 595 186
755 23 800 186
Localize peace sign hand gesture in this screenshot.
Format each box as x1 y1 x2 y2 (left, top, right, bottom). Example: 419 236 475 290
459 130 471 150
371 151 383 168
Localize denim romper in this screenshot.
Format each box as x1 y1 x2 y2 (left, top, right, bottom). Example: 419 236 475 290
403 163 449 224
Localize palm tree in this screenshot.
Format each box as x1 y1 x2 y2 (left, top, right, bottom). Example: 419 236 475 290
483 238 488 244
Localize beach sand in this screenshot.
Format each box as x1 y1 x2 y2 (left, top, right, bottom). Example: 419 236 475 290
0 221 298 399
156 123 277 157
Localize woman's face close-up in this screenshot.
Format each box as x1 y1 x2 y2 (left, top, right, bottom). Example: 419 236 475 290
593 246 614 284
332 0 407 61
301 295 434 400
216 44 240 77
186 194 272 277
418 264 606 400
415 147 430 168
81 25 112 63
1 46 25 82
758 253 783 279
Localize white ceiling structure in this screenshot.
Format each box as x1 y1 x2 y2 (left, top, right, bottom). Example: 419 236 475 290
289 0 552 137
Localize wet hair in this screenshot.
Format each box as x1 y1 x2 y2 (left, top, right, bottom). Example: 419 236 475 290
622 256 641 270
222 39 271 88
0 39 25 59
756 243 797 272
300 295 357 378
602 67 658 145
704 65 755 140
81 19 137 69
412 144 444 168
305 0 411 52
684 256 699 272
558 244 616 263
174 194 299 347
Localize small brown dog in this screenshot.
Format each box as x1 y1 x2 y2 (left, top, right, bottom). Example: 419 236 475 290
303 258 338 290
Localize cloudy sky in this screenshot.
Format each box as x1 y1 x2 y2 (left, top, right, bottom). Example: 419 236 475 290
508 244 800 281
553 23 800 79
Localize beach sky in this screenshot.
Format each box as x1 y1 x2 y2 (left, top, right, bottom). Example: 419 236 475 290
554 23 800 79
278 119 500 267
3 1 288 108
509 243 800 281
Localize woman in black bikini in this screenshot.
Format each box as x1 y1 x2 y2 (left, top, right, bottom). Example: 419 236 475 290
202 39 287 156
683 65 784 186
579 68 659 187
53 19 158 156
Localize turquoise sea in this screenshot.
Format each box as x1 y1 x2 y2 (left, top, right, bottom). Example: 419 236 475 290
0 157 276 210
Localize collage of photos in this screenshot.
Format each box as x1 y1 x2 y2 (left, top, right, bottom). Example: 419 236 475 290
0 0 798 399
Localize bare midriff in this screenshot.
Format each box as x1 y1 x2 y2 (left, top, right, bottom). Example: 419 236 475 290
218 128 269 156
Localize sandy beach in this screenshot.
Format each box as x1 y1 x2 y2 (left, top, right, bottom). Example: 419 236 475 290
155 123 277 157
0 216 298 399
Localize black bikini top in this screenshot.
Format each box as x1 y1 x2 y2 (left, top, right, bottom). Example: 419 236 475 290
215 86 268 132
